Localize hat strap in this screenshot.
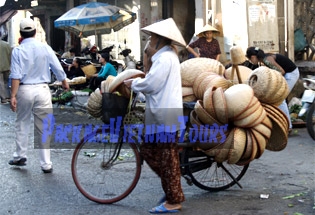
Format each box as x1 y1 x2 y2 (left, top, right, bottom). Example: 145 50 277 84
155 37 161 50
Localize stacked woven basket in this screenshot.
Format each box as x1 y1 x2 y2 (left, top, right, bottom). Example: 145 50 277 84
182 46 289 166
87 69 145 118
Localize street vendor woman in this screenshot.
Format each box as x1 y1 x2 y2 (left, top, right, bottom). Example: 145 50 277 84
186 24 221 60
246 47 300 132
124 18 186 214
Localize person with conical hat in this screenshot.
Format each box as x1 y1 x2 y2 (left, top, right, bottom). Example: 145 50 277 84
124 18 185 213
186 24 221 60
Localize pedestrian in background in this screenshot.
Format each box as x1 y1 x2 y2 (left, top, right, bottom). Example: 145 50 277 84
246 46 300 132
124 18 186 214
0 37 12 104
67 57 85 79
8 18 69 173
89 52 117 92
186 24 221 60
61 47 76 59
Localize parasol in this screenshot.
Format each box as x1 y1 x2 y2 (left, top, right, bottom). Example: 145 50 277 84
54 2 137 37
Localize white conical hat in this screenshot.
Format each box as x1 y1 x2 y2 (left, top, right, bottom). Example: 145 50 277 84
196 24 219 37
141 18 186 47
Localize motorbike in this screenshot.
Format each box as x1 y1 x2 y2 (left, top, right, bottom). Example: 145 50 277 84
118 45 144 72
298 77 315 140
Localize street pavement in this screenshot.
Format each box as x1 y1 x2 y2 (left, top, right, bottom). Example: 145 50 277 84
0 99 314 215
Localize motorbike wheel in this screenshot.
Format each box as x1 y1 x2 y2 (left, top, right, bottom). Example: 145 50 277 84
306 102 315 140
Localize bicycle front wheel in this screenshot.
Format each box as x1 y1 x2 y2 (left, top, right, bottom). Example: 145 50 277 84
183 148 249 191
71 129 142 204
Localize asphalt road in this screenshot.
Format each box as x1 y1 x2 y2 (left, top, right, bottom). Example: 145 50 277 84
0 102 314 215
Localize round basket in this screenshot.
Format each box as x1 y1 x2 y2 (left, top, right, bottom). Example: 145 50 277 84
82 65 97 79
193 72 217 99
109 69 145 93
224 84 254 119
212 87 229 124
230 46 246 65
250 128 266 159
236 129 253 166
234 104 266 128
224 65 252 84
227 127 247 164
194 100 222 126
261 103 289 151
251 116 272 139
101 75 115 93
180 57 225 87
248 67 289 105
234 96 260 121
203 86 217 118
202 128 234 160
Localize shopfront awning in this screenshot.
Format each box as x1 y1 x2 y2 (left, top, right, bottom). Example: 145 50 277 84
0 8 17 26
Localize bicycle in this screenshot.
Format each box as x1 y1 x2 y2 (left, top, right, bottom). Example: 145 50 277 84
71 93 249 204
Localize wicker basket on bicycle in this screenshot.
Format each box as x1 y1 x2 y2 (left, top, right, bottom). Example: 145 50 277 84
101 69 145 124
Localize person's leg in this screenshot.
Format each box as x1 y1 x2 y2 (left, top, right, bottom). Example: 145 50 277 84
158 143 185 205
3 70 11 99
284 68 300 91
280 68 300 129
279 100 292 129
140 142 162 176
0 71 10 102
12 85 34 161
33 84 53 171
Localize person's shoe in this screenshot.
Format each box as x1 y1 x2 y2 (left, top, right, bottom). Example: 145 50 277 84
149 203 181 214
42 167 53 173
1 99 9 104
8 158 27 166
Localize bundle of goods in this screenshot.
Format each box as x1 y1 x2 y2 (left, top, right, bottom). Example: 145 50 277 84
180 54 289 166
82 65 97 79
51 89 74 104
88 69 146 123
180 58 230 102
86 88 102 118
70 76 86 85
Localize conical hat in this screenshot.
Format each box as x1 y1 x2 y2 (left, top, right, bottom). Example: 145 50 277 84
196 24 219 37
141 18 186 47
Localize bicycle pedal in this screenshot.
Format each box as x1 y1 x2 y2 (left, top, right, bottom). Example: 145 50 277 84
183 175 193 186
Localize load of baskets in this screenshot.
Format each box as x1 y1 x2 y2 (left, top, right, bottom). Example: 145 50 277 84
181 51 289 166
87 69 145 119
87 46 290 167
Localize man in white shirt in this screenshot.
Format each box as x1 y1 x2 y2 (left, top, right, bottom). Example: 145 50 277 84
8 18 69 173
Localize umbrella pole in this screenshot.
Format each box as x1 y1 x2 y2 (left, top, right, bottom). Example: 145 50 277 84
95 24 97 47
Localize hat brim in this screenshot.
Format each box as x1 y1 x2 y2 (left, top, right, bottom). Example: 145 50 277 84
196 24 220 37
141 18 187 47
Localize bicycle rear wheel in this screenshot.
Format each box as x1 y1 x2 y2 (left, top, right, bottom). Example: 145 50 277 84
71 129 142 204
183 148 249 191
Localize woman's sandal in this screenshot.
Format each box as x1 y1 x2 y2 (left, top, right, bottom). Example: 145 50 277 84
149 203 181 214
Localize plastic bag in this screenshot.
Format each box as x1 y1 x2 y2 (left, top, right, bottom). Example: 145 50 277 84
294 29 307 52
101 93 129 124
